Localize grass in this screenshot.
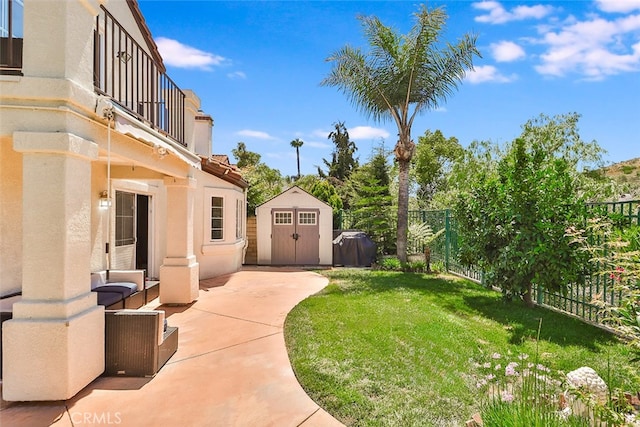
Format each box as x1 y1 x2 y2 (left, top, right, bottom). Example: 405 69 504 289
284 269 640 427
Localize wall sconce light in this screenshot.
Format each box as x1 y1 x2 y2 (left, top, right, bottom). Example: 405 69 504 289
116 51 132 63
99 190 112 208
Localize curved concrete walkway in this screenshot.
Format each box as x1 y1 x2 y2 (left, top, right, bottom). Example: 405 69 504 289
1 268 344 427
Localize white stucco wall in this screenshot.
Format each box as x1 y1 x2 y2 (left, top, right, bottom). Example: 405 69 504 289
256 187 333 265
194 169 247 279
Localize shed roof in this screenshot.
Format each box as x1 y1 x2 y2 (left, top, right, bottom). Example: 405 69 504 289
256 185 332 209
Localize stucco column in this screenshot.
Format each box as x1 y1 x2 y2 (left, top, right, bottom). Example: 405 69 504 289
3 132 105 401
159 177 199 304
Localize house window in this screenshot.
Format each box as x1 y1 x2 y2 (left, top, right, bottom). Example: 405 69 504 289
274 211 293 225
115 191 135 247
298 212 317 225
236 199 243 239
211 196 223 240
0 0 23 74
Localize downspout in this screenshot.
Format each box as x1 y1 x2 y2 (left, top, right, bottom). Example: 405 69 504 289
242 187 249 265
98 98 114 278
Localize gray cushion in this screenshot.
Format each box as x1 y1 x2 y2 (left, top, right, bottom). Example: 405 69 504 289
94 282 138 297
95 291 124 307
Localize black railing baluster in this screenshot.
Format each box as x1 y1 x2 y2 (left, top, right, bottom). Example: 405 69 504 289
93 6 186 147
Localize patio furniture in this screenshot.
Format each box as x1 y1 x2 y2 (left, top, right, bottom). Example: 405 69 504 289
104 309 178 377
144 280 160 304
91 270 145 309
0 293 21 379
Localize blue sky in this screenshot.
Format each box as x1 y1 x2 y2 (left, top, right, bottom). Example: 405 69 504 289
138 0 640 177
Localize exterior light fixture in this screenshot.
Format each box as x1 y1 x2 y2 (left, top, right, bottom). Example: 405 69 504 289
99 190 112 208
116 51 132 63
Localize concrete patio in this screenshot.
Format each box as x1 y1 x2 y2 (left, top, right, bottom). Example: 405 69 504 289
0 267 344 427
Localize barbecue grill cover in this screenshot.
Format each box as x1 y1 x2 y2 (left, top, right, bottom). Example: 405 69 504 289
332 232 377 267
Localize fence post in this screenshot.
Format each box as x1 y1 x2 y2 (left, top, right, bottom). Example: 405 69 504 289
444 209 451 272
536 284 543 305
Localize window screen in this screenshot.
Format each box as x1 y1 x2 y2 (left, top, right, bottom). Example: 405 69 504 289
115 191 135 246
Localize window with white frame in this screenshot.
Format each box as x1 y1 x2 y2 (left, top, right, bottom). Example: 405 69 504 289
210 196 223 240
274 211 293 225
298 211 317 225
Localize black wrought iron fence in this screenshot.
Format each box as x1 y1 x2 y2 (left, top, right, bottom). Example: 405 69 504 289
94 6 185 146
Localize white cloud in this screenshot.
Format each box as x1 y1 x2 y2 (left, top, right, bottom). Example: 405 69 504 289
311 129 330 139
491 41 526 62
349 126 390 140
473 1 555 24
155 37 227 70
596 0 640 13
227 71 246 80
535 14 640 79
236 130 276 140
305 140 332 149
465 65 517 83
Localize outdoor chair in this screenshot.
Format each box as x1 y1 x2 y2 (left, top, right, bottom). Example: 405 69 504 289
91 270 146 309
104 309 178 377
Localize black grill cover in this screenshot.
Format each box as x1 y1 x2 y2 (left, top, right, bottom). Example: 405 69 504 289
332 232 377 267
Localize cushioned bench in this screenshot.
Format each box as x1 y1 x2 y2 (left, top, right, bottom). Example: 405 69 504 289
0 293 21 379
91 270 145 310
104 309 178 377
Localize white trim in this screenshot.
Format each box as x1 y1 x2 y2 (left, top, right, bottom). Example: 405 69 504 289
297 211 317 226
273 211 293 225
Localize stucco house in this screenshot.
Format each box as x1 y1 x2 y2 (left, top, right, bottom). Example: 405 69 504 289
0 0 248 401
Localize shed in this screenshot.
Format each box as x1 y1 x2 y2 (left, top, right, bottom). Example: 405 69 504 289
256 186 333 265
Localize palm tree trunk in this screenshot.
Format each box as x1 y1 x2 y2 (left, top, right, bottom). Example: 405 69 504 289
296 147 301 179
396 157 410 262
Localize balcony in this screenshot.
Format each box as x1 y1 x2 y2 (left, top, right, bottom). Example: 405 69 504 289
94 6 185 146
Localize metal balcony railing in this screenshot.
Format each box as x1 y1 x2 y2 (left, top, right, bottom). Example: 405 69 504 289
93 6 185 146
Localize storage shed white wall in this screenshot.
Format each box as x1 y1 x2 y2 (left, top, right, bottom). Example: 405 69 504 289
256 187 332 265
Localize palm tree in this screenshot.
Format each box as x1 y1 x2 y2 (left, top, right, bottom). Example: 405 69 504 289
290 138 304 180
321 4 480 262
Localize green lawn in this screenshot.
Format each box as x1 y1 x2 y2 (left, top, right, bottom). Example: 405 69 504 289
284 269 640 427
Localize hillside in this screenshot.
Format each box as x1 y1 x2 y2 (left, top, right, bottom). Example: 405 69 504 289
601 157 640 198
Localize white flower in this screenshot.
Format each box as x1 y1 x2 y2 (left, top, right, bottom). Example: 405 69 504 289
558 406 572 420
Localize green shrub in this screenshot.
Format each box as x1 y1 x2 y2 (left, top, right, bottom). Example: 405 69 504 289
407 260 427 272
621 165 635 175
377 257 402 271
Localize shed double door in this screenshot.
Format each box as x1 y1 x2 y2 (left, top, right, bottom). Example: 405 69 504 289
271 208 319 265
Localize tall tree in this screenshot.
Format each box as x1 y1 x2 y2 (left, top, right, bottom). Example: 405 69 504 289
320 121 359 182
454 113 603 307
231 142 261 169
347 145 395 254
290 138 304 180
321 4 480 261
412 130 463 208
231 142 284 213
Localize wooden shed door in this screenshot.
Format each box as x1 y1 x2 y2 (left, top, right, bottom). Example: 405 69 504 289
271 208 319 265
